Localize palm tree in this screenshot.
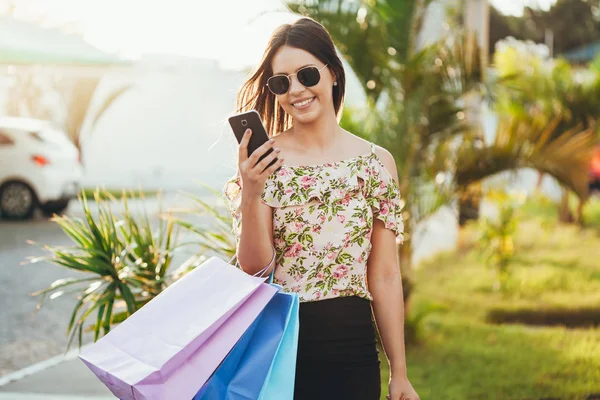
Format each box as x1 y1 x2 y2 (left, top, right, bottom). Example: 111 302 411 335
455 113 597 202
491 41 600 222
286 1 486 307
285 1 599 309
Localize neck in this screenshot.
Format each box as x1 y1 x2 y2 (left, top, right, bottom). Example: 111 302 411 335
291 111 342 152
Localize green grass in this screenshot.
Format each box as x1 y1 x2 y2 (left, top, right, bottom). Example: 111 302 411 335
583 196 600 231
378 218 600 399
80 187 160 201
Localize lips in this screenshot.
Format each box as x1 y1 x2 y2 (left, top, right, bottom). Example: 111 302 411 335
292 97 315 109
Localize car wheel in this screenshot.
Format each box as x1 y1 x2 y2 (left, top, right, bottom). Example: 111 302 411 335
40 199 71 217
0 181 38 220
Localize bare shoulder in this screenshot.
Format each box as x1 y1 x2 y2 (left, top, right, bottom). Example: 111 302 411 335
341 130 373 154
372 144 399 182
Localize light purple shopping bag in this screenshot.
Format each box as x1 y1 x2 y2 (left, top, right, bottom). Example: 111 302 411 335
79 256 278 400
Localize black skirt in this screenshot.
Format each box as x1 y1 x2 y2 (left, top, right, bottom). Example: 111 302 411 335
293 296 381 400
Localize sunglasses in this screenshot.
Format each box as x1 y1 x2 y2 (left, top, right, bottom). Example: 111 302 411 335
266 64 329 95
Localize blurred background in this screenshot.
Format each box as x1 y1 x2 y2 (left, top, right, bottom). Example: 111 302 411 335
1 0 600 399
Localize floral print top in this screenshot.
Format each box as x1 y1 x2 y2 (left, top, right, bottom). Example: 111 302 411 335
223 143 404 303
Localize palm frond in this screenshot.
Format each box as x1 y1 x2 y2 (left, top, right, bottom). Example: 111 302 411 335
456 114 596 199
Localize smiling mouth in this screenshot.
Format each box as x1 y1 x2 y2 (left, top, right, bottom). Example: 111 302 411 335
292 97 316 109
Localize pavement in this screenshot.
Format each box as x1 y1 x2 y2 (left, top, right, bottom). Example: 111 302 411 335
0 199 463 399
0 347 115 399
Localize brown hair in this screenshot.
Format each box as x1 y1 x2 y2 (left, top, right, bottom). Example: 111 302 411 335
236 17 346 137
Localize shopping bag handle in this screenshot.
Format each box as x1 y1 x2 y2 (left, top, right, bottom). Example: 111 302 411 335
228 245 276 283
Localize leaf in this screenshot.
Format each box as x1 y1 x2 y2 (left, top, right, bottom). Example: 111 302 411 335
89 85 134 131
118 281 137 316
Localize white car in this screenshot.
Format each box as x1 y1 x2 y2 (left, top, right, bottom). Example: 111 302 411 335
0 117 83 220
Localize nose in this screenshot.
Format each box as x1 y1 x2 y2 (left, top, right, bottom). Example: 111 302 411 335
288 74 305 96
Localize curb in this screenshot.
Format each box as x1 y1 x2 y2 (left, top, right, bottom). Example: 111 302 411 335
0 346 85 387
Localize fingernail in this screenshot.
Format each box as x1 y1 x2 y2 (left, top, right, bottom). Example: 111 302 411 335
245 129 251 135
274 148 281 153
269 139 275 143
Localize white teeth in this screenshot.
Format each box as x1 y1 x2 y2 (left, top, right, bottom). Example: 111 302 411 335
293 97 314 107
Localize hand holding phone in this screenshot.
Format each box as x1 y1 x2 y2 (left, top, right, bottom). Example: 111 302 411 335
228 111 284 198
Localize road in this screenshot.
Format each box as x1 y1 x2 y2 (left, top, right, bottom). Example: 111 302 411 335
0 218 86 376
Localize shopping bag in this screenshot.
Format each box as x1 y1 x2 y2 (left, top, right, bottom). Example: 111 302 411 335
258 290 299 400
79 256 278 400
194 289 299 400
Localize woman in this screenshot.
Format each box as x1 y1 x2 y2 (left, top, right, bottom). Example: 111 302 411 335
224 17 419 400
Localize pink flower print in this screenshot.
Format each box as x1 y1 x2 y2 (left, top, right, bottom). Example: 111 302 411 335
380 181 387 189
341 196 351 206
358 254 364 263
285 243 302 258
380 201 390 216
311 225 321 233
327 252 336 261
332 289 339 296
294 222 304 232
337 214 346 224
333 189 345 199
291 285 301 293
285 188 294 195
295 208 303 216
295 275 303 282
359 216 365 223
324 242 332 251
315 291 322 300
333 265 349 279
300 176 317 189
317 272 324 279
318 214 326 224
278 168 292 182
274 238 285 247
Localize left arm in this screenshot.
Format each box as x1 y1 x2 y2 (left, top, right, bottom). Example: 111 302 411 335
368 148 419 400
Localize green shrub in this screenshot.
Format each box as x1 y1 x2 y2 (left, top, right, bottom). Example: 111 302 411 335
582 197 600 231
30 187 233 349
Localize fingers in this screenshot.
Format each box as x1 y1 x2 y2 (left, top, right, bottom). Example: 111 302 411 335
238 129 252 162
247 137 275 166
261 155 285 177
255 147 282 173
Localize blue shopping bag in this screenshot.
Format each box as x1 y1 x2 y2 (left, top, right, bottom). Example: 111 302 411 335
194 287 299 400
257 290 299 400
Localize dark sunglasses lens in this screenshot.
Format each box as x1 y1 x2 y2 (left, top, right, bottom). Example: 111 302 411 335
267 76 289 95
297 66 321 87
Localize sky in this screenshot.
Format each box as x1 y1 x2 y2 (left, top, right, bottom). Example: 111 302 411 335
0 0 297 68
0 0 557 69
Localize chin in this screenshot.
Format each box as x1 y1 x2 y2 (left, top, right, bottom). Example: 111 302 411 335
292 111 320 124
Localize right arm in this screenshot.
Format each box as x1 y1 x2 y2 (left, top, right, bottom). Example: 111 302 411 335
235 129 284 276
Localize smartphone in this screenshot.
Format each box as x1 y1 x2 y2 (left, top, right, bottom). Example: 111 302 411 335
228 110 279 170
